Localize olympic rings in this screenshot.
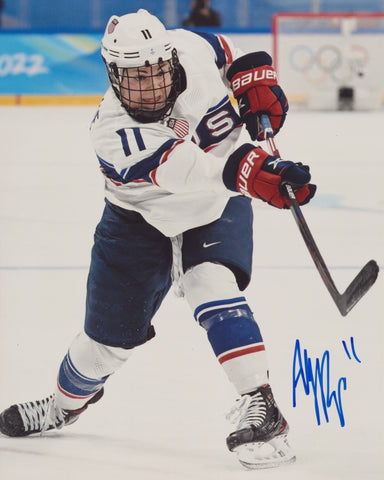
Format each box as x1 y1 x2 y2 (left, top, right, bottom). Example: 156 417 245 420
288 43 370 85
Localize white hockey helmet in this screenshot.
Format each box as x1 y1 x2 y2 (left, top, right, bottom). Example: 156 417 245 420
101 10 184 122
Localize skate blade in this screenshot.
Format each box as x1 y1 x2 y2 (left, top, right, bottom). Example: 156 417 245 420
234 434 296 470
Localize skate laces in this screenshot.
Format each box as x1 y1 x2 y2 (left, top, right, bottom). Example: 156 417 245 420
17 395 66 434
226 391 267 430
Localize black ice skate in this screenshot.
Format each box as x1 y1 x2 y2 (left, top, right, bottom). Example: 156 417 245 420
226 384 295 469
0 388 103 437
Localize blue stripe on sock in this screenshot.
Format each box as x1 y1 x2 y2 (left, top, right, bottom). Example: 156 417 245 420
194 297 247 325
58 352 107 398
194 298 264 357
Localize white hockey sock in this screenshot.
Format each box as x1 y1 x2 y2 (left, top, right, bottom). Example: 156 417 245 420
55 332 132 411
183 262 269 395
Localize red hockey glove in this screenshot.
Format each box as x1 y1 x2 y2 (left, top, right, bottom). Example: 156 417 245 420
223 144 316 209
227 51 288 141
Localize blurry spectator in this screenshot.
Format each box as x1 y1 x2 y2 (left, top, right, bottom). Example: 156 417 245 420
182 0 221 27
0 0 4 27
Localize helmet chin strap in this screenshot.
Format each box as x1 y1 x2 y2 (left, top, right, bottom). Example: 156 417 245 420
126 102 172 123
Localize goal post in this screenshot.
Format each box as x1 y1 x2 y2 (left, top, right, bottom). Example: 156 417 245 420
272 12 384 110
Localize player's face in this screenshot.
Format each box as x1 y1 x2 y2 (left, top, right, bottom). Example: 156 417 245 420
120 61 173 112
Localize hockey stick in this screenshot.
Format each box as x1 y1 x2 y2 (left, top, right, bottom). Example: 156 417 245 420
259 114 379 316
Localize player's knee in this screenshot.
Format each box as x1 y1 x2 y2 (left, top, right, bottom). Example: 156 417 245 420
183 262 240 313
69 331 133 378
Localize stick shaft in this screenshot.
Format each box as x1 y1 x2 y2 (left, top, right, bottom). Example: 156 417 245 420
259 114 378 315
260 115 341 299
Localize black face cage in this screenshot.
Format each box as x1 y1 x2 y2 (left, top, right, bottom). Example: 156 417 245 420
106 49 183 123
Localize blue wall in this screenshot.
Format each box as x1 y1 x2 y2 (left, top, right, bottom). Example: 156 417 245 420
2 0 384 32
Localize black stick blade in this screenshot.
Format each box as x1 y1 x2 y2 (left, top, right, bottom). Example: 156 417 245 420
337 260 380 316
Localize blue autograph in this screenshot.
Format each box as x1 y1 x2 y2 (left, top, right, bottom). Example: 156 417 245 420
292 338 361 427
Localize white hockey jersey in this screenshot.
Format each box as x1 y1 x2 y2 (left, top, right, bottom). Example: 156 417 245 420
90 29 248 237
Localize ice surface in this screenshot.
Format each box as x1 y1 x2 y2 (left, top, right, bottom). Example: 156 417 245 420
0 106 383 479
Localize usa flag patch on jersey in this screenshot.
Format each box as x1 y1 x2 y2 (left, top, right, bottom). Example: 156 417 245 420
167 118 189 138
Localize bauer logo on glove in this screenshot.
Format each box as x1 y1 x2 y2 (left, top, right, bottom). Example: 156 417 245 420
223 144 316 209
227 51 288 141
231 67 278 93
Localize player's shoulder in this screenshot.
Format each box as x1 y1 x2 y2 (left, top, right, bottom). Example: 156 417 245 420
169 28 210 45
169 28 218 59
170 28 234 69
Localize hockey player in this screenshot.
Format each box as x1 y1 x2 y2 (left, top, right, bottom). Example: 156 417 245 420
0 10 316 469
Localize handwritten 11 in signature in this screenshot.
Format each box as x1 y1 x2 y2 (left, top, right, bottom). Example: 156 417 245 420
292 337 361 427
